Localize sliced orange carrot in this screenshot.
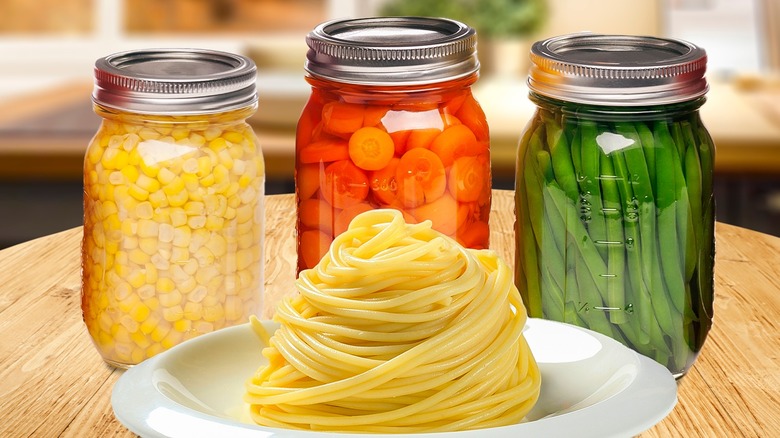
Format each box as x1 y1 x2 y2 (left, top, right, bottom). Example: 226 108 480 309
363 105 389 128
320 159 369 209
406 128 442 151
297 163 322 200
322 101 364 136
442 92 468 116
447 155 488 202
369 157 400 205
299 138 350 164
456 219 489 249
299 229 332 271
396 148 446 208
410 192 463 236
429 124 480 168
299 198 334 235
454 95 489 141
389 129 411 156
296 105 317 148
441 112 462 128
334 202 373 235
348 126 395 171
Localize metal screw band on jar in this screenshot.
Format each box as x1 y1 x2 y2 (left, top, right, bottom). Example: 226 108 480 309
527 33 709 106
305 16 479 85
93 48 258 115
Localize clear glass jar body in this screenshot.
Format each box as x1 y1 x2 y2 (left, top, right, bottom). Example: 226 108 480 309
295 74 491 272
82 105 265 367
514 93 714 378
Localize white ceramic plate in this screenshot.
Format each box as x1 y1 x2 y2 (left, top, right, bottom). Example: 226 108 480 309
112 318 677 438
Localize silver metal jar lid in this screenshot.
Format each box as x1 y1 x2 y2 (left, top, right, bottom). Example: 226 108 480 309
305 16 479 86
93 48 258 115
528 33 708 106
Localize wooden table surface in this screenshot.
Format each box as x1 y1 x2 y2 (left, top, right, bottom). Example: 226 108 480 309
1 190 779 437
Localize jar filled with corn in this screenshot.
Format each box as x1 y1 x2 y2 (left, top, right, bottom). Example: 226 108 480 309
82 49 265 368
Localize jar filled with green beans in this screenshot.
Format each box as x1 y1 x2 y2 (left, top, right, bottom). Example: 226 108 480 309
515 34 714 378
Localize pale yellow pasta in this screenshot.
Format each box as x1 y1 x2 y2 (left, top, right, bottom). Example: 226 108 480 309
245 209 541 433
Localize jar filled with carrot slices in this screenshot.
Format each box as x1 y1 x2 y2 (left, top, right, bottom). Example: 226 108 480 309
297 17 491 272
82 49 265 368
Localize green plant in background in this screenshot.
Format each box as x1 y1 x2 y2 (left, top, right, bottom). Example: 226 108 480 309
380 0 548 39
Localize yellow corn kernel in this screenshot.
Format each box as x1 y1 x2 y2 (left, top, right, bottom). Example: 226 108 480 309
200 174 215 188
171 246 189 263
203 126 222 141
236 248 255 271
163 305 184 322
194 247 215 266
228 144 245 160
189 229 209 252
167 189 188 207
130 302 151 322
139 160 159 178
184 201 205 216
139 127 161 141
178 276 197 294
208 137 227 152
161 331 183 350
203 305 225 322
184 302 202 320
236 204 253 224
196 156 213 177
182 157 199 174
188 215 206 229
194 321 214 334
205 215 224 231
150 324 170 342
135 201 154 220
138 237 157 256
88 144 104 165
223 131 243 144
188 132 206 146
170 208 187 227
218 148 234 169
137 284 156 301
108 171 125 186
239 186 257 205
173 319 191 332
157 167 176 185
157 277 176 294
136 174 161 193
119 314 139 333
159 290 183 307
172 226 191 248
224 207 236 220
225 182 240 198
146 343 164 358
137 219 159 238
171 126 190 141
205 234 227 258
204 194 227 217
158 223 174 243
128 184 149 201
188 285 208 303
129 248 150 265
238 174 252 189
139 314 159 336
144 263 158 284
130 348 146 364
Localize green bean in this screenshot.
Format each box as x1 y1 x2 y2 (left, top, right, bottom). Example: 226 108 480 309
597 150 628 324
653 121 687 314
682 121 702 282
636 122 657 196
546 118 580 202
579 121 609 261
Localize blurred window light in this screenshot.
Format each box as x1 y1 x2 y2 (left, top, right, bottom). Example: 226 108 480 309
662 0 769 75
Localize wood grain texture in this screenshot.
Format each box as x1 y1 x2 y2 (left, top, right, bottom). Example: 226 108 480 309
0 190 778 437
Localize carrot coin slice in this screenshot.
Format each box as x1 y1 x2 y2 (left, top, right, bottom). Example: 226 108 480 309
322 101 364 136
320 159 369 209
299 198 334 235
430 124 480 168
369 157 400 205
349 126 395 171
299 229 332 270
299 138 350 164
447 155 488 202
396 148 446 208
297 163 322 200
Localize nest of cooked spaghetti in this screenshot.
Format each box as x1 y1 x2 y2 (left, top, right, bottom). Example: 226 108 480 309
245 209 541 433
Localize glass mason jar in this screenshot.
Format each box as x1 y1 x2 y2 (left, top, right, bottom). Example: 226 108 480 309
82 49 265 368
296 17 491 272
515 34 715 378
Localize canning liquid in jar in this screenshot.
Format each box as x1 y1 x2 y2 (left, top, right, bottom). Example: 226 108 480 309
82 49 265 368
295 17 492 272
515 34 714 378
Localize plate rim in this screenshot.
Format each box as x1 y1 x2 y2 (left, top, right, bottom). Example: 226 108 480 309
111 318 677 438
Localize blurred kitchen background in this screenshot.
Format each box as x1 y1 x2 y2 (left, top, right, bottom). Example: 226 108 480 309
0 0 779 248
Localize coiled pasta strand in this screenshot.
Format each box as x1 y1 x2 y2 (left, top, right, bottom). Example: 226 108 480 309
245 209 541 433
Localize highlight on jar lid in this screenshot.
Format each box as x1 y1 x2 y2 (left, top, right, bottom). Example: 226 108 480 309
527 33 708 106
305 16 479 85
92 48 258 115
